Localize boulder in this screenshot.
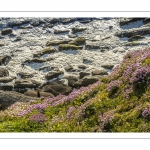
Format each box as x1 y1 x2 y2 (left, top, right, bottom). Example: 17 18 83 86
42 23 54 29
0 55 11 65
0 91 38 110
69 37 86 45
79 72 90 79
0 85 13 91
14 79 41 89
24 90 54 98
18 25 33 29
74 76 100 88
1 28 12 35
72 27 87 33
61 18 74 24
50 18 59 24
59 44 82 50
65 76 78 87
7 19 30 28
68 33 77 38
42 82 72 96
119 18 145 26
128 35 145 42
29 58 46 63
41 46 56 55
0 77 16 83
78 64 87 70
101 64 114 70
46 40 71 46
45 71 63 80
17 72 33 79
54 29 69 34
116 27 150 38
65 65 74 72
0 68 9 77
92 70 108 76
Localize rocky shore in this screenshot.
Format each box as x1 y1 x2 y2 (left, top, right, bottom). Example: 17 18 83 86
0 17 150 109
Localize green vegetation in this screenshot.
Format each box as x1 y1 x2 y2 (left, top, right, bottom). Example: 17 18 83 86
1 48 150 132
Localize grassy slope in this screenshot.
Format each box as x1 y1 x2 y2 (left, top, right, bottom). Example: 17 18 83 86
1 48 150 132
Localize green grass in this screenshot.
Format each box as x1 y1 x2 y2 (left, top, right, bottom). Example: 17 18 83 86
1 48 150 132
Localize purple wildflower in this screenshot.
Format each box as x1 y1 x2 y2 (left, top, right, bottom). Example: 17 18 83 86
28 113 47 123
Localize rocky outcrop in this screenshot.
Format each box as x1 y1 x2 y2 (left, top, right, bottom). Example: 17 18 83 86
72 27 87 33
0 85 13 91
65 76 78 87
61 18 74 24
101 64 114 70
65 65 74 72
116 27 150 38
128 35 145 42
0 91 38 110
0 77 16 83
46 40 71 46
45 71 63 80
17 72 33 79
24 90 54 98
92 70 108 76
14 79 41 89
119 18 145 26
69 37 86 45
42 82 72 96
74 76 100 88
54 29 69 34
50 18 59 24
0 68 9 77
59 44 82 50
1 28 12 35
79 72 90 79
0 55 11 65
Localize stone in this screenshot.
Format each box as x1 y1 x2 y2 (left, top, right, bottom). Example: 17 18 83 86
0 68 9 77
61 18 74 24
65 76 78 87
69 37 86 45
74 76 99 87
14 79 41 89
41 46 56 55
119 18 145 26
50 18 59 24
0 91 38 110
46 40 71 46
45 71 63 80
42 82 72 96
101 64 114 70
14 36 22 41
65 65 74 72
29 58 46 63
68 33 77 38
0 85 13 91
128 35 145 42
78 65 87 70
0 42 5 47
72 27 87 33
59 44 82 50
115 27 150 38
85 42 100 49
1 28 12 35
79 72 90 79
0 55 11 65
24 90 54 98
42 23 54 29
17 72 33 79
92 70 108 76
18 25 33 29
7 19 30 28
0 77 16 83
54 29 69 34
